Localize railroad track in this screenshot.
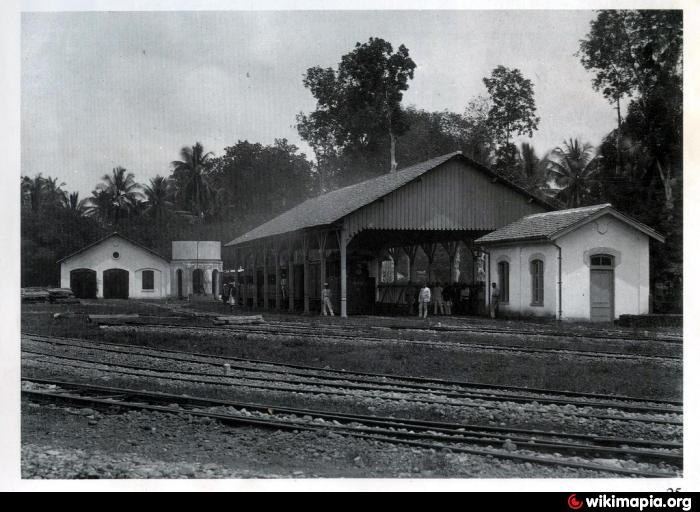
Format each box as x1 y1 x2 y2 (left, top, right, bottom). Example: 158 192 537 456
93 322 682 363
22 334 683 424
22 378 681 478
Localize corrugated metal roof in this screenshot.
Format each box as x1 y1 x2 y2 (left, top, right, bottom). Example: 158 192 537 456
226 151 552 247
475 203 664 244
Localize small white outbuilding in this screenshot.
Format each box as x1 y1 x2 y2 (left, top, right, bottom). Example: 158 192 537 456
59 233 171 299
59 233 223 300
475 204 665 322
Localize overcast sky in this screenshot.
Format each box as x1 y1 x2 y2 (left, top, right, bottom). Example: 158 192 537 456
22 10 620 198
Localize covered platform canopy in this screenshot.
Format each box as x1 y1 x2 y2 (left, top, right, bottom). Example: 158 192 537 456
224 151 553 317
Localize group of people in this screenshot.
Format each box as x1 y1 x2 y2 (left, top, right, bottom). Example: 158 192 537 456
221 282 238 311
412 281 500 319
407 282 476 318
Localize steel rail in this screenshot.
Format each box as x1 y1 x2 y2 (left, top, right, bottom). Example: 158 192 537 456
23 332 683 407
22 336 684 416
22 379 681 478
22 349 683 427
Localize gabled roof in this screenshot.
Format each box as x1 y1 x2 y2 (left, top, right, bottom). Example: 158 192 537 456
475 204 665 245
57 232 170 264
226 151 552 247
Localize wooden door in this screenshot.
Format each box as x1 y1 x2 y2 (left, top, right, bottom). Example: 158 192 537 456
103 269 129 299
590 269 614 322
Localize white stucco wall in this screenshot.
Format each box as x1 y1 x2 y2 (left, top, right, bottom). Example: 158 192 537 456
170 241 223 298
558 214 650 320
172 241 221 261
487 243 559 318
60 235 171 299
484 213 651 321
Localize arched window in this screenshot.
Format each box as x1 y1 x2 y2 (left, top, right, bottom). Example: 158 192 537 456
497 261 509 303
590 254 614 267
530 259 544 306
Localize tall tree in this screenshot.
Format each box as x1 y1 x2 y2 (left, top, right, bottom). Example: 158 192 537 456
21 174 66 212
63 191 89 216
143 175 174 224
578 10 682 215
518 142 548 192
89 166 142 227
171 142 215 217
483 65 540 148
208 139 315 229
545 139 600 208
298 37 416 182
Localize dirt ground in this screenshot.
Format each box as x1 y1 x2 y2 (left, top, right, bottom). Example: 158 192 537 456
21 402 623 479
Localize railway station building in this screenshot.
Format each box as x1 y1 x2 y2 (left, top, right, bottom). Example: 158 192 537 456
224 152 552 317
475 204 664 322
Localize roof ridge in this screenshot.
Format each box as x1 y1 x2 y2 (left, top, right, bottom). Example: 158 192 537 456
524 203 610 218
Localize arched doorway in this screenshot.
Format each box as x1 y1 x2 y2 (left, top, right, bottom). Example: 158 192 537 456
176 269 183 299
70 269 97 299
212 269 219 296
103 268 129 299
590 254 615 322
193 268 204 295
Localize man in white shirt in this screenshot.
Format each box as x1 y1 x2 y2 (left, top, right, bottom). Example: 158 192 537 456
418 283 431 319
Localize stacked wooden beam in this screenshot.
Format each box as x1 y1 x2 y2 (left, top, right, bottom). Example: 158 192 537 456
212 315 265 326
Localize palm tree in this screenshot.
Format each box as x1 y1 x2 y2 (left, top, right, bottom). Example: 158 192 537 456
21 174 66 211
21 175 45 212
545 139 600 208
90 166 142 226
143 175 173 223
63 191 89 216
518 142 546 190
171 142 214 217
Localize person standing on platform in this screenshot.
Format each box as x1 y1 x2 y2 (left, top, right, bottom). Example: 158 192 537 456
433 282 445 315
418 283 431 319
459 284 471 315
490 282 500 319
321 282 334 316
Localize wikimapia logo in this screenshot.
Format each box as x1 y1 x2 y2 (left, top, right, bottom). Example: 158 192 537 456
569 494 584 510
567 494 693 511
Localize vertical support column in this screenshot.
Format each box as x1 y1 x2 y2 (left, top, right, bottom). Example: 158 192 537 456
420 243 438 283
442 241 461 283
241 252 248 308
338 227 348 318
317 232 328 307
263 244 269 310
252 247 258 309
274 242 281 310
387 247 401 283
288 239 295 312
302 235 310 314
375 257 381 301
403 245 418 283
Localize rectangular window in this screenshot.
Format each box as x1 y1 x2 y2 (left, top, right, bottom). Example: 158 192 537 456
142 270 155 291
530 260 544 306
497 261 509 303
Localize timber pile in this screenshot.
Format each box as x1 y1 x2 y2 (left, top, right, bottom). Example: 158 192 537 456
213 315 265 326
87 315 197 326
22 287 79 304
617 314 683 328
47 288 80 304
21 288 51 303
87 314 140 324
